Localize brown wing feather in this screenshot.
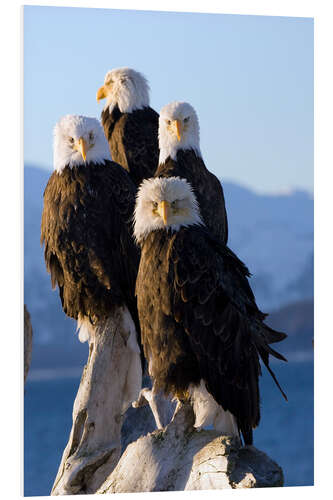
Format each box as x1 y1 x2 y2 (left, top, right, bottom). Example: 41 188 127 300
169 227 287 443
135 230 201 397
41 161 140 326
101 105 159 187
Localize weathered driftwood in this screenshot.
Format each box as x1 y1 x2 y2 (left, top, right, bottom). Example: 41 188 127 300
51 307 142 496
98 402 284 493
49 306 283 495
24 304 33 384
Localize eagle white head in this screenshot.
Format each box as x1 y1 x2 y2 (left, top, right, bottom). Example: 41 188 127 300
159 101 202 164
97 67 150 114
53 115 111 173
134 177 203 243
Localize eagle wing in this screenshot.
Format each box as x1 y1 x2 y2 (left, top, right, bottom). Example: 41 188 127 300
122 107 159 185
41 162 140 323
102 106 159 186
170 226 287 442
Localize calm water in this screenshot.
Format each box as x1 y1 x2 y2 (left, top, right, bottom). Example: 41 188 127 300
24 359 314 496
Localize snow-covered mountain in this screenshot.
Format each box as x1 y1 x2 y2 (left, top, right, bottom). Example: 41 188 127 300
224 182 313 311
24 165 313 362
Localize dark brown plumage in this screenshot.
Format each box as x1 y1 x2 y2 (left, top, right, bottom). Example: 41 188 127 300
41 161 140 330
101 105 159 187
155 149 229 244
136 225 287 444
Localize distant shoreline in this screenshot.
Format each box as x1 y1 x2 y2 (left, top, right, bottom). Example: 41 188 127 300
26 353 313 383
27 367 83 382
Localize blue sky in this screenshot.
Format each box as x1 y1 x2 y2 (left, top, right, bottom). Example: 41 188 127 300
24 6 313 194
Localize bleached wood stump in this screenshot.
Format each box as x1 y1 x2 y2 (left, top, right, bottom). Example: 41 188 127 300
24 305 33 384
98 403 284 493
51 307 141 496
49 306 283 495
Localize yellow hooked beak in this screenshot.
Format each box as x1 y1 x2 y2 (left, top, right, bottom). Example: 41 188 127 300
157 200 170 225
175 119 182 141
75 137 87 162
96 85 107 102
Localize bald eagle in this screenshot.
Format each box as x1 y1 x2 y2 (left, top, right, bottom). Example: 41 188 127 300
97 67 159 187
41 115 143 407
155 101 228 244
134 176 287 445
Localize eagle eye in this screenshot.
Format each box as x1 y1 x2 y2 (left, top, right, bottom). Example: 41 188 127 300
184 117 190 123
152 201 158 209
89 132 94 142
69 137 74 144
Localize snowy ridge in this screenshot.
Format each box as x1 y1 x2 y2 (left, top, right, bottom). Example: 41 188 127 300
224 182 313 311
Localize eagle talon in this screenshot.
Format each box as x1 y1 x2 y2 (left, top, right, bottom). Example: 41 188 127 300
132 387 151 408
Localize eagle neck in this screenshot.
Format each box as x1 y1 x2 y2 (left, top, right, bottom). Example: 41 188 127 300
159 142 202 165
157 149 206 178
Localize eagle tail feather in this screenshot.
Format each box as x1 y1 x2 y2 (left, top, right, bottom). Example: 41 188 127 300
263 324 288 344
238 421 253 446
262 354 288 402
254 323 288 402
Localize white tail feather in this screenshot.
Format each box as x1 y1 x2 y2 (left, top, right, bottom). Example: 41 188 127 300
77 315 94 343
189 379 239 437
